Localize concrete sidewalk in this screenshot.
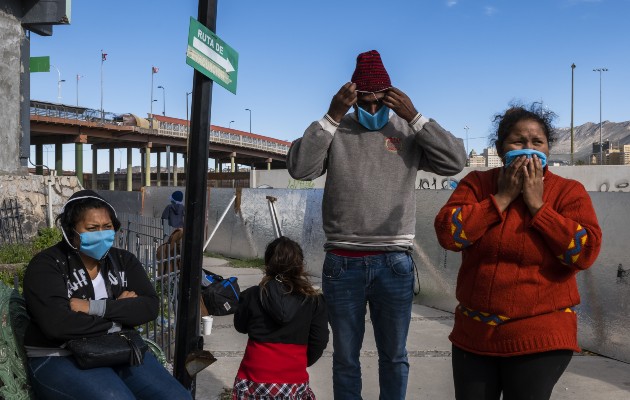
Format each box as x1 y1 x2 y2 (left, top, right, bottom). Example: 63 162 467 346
194 258 630 400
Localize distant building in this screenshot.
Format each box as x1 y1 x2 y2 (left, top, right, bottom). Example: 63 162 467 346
467 150 486 167
608 144 630 165
591 140 612 165
483 147 502 167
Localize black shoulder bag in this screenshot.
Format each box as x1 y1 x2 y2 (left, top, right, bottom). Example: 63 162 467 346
65 253 149 369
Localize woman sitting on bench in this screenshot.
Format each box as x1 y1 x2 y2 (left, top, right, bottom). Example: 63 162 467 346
22 190 191 400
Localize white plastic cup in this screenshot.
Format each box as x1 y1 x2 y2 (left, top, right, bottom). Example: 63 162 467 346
202 316 214 335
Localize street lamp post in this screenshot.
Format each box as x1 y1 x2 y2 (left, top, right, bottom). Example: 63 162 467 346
186 91 192 135
51 65 65 102
245 108 252 133
570 64 575 165
593 67 608 165
464 125 470 156
157 85 166 116
76 74 84 107
152 99 158 128
229 120 235 129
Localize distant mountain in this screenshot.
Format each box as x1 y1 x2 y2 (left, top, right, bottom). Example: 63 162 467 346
552 120 630 163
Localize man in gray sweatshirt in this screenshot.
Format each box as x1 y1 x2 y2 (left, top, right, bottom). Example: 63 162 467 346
287 50 466 399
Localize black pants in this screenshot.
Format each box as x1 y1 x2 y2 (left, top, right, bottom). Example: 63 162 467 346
452 345 573 400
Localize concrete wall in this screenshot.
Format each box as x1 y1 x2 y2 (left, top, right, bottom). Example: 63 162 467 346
0 175 82 239
0 11 24 175
202 187 630 364
73 184 630 363
253 166 630 193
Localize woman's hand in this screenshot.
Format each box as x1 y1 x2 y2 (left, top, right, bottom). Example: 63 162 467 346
522 154 545 215
117 291 137 300
69 298 90 314
494 156 528 212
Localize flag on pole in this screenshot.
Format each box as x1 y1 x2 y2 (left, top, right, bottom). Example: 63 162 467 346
152 66 159 74
102 52 107 62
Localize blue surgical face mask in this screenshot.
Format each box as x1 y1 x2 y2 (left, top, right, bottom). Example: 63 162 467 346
78 230 115 260
357 105 390 131
504 149 547 168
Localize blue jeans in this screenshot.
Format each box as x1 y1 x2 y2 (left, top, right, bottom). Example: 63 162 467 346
322 251 414 400
27 352 191 400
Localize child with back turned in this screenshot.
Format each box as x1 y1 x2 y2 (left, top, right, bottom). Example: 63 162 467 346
232 236 329 400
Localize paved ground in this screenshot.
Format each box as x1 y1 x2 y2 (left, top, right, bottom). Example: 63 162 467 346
193 258 630 400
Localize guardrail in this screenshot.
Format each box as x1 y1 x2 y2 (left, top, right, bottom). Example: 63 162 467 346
30 100 290 155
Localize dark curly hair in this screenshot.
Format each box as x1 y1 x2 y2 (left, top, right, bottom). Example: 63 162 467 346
260 236 319 297
56 197 121 247
490 101 557 158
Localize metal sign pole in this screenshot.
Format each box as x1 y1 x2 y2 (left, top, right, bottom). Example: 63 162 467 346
173 0 217 394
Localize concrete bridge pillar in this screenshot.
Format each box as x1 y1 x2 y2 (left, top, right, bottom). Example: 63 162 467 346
75 143 83 186
140 148 145 187
144 143 152 187
55 143 63 176
266 158 272 171
173 151 178 186
156 151 161 187
91 147 97 189
126 148 133 191
109 148 115 190
230 152 236 173
35 144 43 175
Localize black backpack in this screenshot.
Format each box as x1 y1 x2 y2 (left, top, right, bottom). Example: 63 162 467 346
200 270 240 316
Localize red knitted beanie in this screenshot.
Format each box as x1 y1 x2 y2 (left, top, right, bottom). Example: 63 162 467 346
351 50 392 92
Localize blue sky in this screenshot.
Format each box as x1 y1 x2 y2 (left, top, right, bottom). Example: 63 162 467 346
29 0 630 172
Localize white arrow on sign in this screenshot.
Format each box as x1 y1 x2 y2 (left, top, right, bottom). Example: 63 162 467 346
192 37 235 73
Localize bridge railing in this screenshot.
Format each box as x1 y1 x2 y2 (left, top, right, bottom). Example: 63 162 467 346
209 129 289 154
157 120 188 138
30 101 122 126
30 100 290 155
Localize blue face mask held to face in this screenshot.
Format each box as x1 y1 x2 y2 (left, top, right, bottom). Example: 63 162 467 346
79 230 115 260
504 149 547 168
357 105 390 131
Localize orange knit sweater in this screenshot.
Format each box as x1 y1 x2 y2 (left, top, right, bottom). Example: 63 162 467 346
434 168 602 356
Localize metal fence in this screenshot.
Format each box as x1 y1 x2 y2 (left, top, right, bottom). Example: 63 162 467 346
0 199 24 245
115 214 180 363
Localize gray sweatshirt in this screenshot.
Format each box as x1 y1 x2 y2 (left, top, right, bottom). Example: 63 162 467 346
287 112 466 251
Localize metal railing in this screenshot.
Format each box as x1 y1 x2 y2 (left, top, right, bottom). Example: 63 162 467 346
209 129 289 154
30 100 290 155
0 199 24 245
30 101 125 127
115 215 180 363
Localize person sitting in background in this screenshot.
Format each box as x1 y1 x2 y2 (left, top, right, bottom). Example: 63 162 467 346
434 103 602 400
162 190 185 229
23 189 191 400
232 236 329 400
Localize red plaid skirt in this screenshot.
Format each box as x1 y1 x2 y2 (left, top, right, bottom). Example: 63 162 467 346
232 378 316 400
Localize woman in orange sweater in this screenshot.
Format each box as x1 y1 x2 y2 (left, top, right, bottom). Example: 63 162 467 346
434 103 602 400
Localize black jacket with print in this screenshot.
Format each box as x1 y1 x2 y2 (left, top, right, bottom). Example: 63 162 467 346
23 241 159 348
234 280 329 367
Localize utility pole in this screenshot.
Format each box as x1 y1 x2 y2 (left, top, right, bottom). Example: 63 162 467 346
570 63 575 165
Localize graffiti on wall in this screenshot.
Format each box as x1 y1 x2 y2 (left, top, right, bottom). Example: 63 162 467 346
287 178 315 189
417 178 458 190
597 180 630 192
617 263 629 284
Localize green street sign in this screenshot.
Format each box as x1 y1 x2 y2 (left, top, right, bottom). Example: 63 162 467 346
186 17 239 94
30 56 50 73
